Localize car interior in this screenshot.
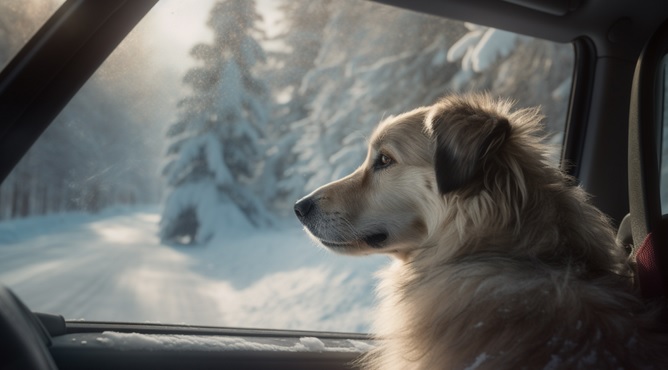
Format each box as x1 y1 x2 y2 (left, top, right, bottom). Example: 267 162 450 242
1 0 668 369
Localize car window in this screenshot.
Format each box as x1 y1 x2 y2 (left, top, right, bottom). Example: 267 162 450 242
661 56 668 213
0 0 574 332
0 0 64 71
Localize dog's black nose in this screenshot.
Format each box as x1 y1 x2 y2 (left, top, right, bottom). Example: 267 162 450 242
294 197 315 219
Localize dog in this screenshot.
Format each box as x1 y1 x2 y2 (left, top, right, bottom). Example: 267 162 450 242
294 93 667 369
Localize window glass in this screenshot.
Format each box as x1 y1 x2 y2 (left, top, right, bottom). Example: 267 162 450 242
661 57 668 212
0 0 574 332
0 0 64 71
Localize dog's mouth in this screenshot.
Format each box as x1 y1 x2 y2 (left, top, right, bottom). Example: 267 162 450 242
318 232 389 250
362 232 388 248
320 239 353 248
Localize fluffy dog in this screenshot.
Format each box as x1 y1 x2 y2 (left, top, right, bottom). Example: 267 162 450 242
294 93 666 369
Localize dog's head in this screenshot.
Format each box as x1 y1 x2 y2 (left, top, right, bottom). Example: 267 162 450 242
295 94 526 257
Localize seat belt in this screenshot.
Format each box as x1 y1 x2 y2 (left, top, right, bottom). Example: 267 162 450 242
627 19 668 299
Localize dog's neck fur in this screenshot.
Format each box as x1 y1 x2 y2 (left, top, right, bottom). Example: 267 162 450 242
329 94 667 369
364 159 638 370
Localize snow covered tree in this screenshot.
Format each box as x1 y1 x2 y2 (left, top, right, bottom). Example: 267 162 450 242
271 1 332 95
286 3 463 193
278 1 572 201
446 23 572 134
446 23 573 164
161 0 273 244
259 1 334 213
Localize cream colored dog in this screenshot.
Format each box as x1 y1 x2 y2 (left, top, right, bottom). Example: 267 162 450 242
295 93 667 369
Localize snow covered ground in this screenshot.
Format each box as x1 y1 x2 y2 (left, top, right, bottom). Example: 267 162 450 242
0 206 388 333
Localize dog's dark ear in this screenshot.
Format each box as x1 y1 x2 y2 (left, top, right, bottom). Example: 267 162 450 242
429 104 511 195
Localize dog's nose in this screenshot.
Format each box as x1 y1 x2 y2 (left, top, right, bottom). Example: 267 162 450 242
294 197 315 220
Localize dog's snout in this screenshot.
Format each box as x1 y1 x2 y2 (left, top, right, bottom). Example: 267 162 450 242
294 197 315 220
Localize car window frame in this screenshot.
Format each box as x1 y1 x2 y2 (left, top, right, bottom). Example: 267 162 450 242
560 37 596 177
10 0 668 365
0 0 158 183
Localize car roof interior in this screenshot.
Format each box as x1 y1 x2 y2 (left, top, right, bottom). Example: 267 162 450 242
377 0 668 57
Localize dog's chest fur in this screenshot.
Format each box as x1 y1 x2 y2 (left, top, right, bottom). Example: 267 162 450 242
364 255 663 370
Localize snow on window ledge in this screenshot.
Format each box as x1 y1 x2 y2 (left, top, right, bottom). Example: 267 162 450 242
52 331 375 353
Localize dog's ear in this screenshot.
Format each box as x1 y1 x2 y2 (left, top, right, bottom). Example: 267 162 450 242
428 103 511 195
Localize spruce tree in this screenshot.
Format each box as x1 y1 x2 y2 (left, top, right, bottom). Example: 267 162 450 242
161 0 272 244
259 1 333 213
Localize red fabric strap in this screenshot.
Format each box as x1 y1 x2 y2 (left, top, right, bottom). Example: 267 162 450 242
635 232 665 299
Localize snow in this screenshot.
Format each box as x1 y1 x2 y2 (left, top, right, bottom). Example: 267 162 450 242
298 337 326 351
348 339 375 352
447 29 484 63
203 135 234 186
448 27 523 73
53 331 372 353
470 29 519 72
160 181 253 243
0 206 387 332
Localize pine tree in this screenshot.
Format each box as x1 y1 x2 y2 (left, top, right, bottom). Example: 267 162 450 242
161 0 272 244
282 2 572 198
446 23 573 152
288 3 462 193
259 0 333 213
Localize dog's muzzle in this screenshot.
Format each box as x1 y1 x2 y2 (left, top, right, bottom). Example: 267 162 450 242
294 195 389 250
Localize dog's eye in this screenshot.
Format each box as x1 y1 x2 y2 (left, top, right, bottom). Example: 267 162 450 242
374 153 395 170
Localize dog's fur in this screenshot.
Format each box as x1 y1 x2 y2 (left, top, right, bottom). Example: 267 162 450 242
294 93 667 369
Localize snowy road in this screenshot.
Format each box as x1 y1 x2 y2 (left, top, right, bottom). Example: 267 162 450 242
0 207 387 332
